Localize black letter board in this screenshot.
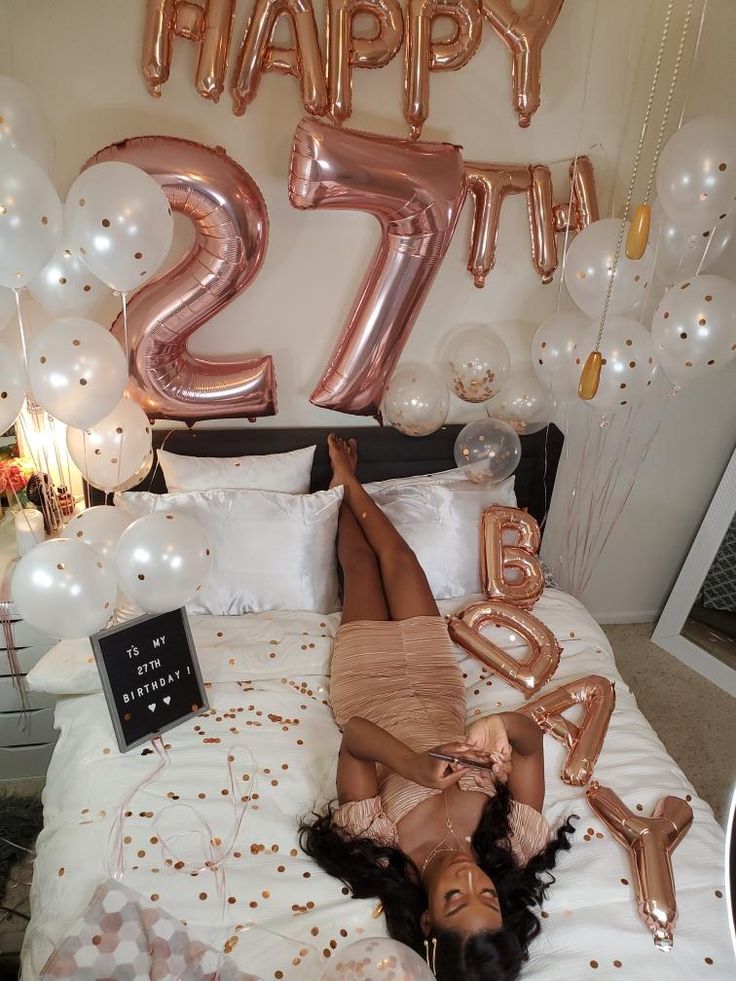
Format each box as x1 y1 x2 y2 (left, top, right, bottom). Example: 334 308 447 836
91 608 209 752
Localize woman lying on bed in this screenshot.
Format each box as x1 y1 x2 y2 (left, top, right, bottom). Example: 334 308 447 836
300 436 575 980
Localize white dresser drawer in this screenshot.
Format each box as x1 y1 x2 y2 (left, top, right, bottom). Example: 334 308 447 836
0 708 57 746
0 742 55 779
0 644 53 675
0 620 56 650
0 678 55 711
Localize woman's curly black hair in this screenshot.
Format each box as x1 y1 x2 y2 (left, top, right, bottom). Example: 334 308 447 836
299 783 576 981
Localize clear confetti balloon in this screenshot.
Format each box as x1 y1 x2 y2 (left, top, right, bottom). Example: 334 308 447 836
114 512 212 614
29 237 109 316
453 417 521 483
656 114 736 235
11 538 116 639
651 198 736 287
531 310 590 401
573 318 657 417
651 274 736 390
28 317 127 429
564 218 654 320
442 327 510 402
66 396 153 492
384 364 449 437
320 938 434 981
487 365 553 434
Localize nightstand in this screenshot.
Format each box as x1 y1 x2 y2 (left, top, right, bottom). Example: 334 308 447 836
0 515 58 781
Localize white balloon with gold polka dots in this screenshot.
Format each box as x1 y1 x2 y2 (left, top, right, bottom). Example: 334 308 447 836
0 341 27 434
532 310 590 401
320 938 434 980
66 395 153 492
573 318 657 417
564 218 655 321
28 316 127 429
29 238 109 316
0 145 62 289
65 161 174 293
11 538 116 639
113 512 212 614
651 274 736 390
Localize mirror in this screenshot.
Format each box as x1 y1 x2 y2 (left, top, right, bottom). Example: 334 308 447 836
653 444 736 695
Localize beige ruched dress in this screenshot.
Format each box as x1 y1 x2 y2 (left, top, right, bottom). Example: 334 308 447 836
329 615 551 866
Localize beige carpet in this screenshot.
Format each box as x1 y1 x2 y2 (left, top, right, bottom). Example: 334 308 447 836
604 622 735 827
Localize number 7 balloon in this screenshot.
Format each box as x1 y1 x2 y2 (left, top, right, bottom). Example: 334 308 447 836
289 116 464 419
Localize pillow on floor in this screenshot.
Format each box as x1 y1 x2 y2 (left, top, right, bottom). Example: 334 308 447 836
364 471 516 599
157 445 316 494
114 486 343 615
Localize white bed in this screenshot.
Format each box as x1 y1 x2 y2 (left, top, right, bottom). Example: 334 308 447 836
23 587 733 980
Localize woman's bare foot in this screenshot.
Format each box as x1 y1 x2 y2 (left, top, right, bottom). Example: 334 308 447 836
328 434 358 488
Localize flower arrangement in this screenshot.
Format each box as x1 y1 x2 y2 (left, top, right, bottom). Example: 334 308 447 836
0 455 36 509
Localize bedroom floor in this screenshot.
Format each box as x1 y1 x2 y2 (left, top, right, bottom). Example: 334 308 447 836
0 624 733 969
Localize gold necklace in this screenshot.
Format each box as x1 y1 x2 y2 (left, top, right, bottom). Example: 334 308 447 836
421 791 465 875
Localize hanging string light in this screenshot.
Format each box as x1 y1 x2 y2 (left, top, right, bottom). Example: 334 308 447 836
579 0 678 401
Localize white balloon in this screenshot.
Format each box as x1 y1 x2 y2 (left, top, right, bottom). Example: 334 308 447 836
0 75 54 170
0 288 15 330
656 114 736 235
572 318 657 416
66 162 174 293
61 505 132 558
66 396 152 492
28 317 127 428
12 538 116 639
565 218 655 320
0 342 27 433
29 238 110 315
650 198 736 286
0 146 63 289
114 512 212 614
487 365 553 434
384 364 449 437
442 327 510 402
651 274 736 389
531 310 590 400
320 938 434 980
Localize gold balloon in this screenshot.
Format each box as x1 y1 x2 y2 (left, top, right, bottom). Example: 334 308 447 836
519 674 615 785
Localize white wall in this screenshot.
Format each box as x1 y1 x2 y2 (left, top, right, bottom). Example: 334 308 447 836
2 0 735 621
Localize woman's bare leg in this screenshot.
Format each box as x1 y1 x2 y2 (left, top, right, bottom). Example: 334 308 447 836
331 443 389 624
328 435 439 621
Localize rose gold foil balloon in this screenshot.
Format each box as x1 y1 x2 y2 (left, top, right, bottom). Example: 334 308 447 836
404 0 482 139
448 599 561 695
289 117 464 419
327 0 404 124
141 0 236 101
85 136 276 422
519 674 615 784
463 162 531 287
481 505 543 608
481 0 565 128
231 0 327 117
586 782 693 950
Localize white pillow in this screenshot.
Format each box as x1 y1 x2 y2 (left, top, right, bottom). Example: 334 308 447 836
157 445 316 494
114 486 343 615
364 471 517 600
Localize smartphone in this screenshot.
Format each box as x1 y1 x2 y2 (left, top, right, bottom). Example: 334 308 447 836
428 751 495 772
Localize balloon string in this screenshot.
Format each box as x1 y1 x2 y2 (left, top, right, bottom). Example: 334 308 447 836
13 289 28 367
676 0 710 130
121 291 130 362
594 0 675 354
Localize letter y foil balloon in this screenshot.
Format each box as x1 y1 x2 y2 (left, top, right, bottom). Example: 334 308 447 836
84 136 275 422
587 782 693 950
289 118 464 418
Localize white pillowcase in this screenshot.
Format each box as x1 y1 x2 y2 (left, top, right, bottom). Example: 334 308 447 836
157 445 316 494
114 486 343 615
364 470 517 599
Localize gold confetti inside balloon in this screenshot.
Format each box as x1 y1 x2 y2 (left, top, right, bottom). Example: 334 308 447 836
320 938 434 980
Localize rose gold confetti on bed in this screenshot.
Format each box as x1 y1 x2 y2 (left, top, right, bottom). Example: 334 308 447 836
705 958 713 965
541 911 549 918
57 867 65 876
249 901 258 908
590 961 598 969
339 929 348 937
311 927 319 936
583 834 591 841
137 850 146 858
198 892 207 900
303 871 311 878
92 936 102 946
613 962 622 969
150 893 159 901
595 832 604 839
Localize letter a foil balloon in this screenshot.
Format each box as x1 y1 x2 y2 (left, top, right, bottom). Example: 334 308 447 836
289 117 464 419
586 782 693 950
83 136 276 422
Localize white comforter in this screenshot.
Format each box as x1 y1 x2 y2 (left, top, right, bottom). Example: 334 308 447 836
23 590 733 979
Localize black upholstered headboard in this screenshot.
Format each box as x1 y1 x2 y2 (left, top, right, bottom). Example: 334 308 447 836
87 424 563 529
